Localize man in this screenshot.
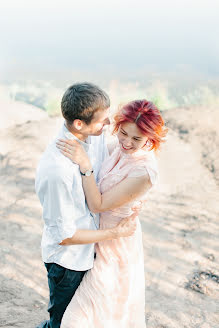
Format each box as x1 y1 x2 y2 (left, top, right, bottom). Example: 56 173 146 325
35 83 137 328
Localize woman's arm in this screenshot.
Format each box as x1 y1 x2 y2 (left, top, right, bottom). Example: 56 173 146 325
80 172 151 213
56 139 152 213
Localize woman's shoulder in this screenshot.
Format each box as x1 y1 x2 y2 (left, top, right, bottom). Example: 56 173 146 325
128 151 158 185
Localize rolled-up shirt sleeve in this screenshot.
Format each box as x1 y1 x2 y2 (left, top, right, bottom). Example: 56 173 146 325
37 166 77 243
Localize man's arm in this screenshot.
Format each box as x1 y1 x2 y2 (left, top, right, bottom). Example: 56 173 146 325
37 166 137 246
59 214 137 245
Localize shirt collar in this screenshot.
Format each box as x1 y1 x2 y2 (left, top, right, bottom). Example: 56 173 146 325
63 123 91 152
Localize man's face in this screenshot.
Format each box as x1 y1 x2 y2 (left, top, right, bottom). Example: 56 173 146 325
82 108 111 136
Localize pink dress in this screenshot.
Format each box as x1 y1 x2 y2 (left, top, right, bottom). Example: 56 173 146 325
61 146 158 328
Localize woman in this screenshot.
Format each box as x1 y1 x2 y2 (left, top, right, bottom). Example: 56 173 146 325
56 99 167 328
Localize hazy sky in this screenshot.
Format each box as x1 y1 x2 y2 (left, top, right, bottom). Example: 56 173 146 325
0 0 219 82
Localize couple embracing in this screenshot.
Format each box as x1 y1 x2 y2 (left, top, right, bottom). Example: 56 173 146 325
35 82 167 328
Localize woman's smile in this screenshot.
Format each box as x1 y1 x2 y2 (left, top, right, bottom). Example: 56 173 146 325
121 144 133 151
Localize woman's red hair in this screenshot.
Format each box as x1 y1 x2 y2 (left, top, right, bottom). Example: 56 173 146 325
113 100 168 151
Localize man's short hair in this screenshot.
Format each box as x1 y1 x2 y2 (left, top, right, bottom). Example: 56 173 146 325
61 82 110 125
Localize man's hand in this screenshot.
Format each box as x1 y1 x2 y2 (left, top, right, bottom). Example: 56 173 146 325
59 238 73 246
131 200 144 212
114 210 138 238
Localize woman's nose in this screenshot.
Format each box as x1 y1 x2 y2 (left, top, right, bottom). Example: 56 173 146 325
123 138 132 146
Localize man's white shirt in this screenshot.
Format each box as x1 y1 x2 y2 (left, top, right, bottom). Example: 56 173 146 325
35 123 108 270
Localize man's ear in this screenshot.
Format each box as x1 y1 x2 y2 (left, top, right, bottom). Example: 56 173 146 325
73 119 84 131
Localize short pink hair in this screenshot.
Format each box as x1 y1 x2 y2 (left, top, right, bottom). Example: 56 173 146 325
113 100 168 151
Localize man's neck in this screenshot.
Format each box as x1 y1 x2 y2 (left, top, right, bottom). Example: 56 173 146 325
65 122 88 142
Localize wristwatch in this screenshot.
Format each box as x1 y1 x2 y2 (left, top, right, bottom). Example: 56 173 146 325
80 169 94 177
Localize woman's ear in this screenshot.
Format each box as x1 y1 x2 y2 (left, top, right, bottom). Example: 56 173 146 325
142 139 152 150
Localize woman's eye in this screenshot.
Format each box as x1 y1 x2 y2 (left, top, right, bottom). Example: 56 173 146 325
121 131 126 135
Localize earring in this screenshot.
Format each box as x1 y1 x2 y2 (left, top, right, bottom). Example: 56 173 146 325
145 140 152 149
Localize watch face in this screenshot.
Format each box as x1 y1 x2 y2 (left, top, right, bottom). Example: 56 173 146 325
85 171 92 177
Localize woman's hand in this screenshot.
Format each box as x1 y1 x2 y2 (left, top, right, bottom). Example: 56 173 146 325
56 139 92 171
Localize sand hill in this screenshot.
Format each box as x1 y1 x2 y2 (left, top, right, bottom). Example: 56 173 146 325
0 99 48 130
0 102 218 328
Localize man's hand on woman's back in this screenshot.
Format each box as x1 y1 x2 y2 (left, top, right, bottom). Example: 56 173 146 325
114 210 138 238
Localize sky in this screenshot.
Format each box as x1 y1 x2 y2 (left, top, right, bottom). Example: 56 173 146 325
0 0 219 83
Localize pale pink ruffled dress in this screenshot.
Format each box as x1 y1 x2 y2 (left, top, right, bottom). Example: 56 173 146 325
61 146 158 328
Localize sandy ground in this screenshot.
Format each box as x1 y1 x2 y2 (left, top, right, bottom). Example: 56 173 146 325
0 102 218 328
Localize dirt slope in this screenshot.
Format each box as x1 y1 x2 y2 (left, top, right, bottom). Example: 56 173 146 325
0 99 48 130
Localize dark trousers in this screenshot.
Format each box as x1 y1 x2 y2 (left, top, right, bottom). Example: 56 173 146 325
36 263 86 328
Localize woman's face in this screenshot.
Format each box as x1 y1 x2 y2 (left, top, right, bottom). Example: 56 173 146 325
117 122 149 154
